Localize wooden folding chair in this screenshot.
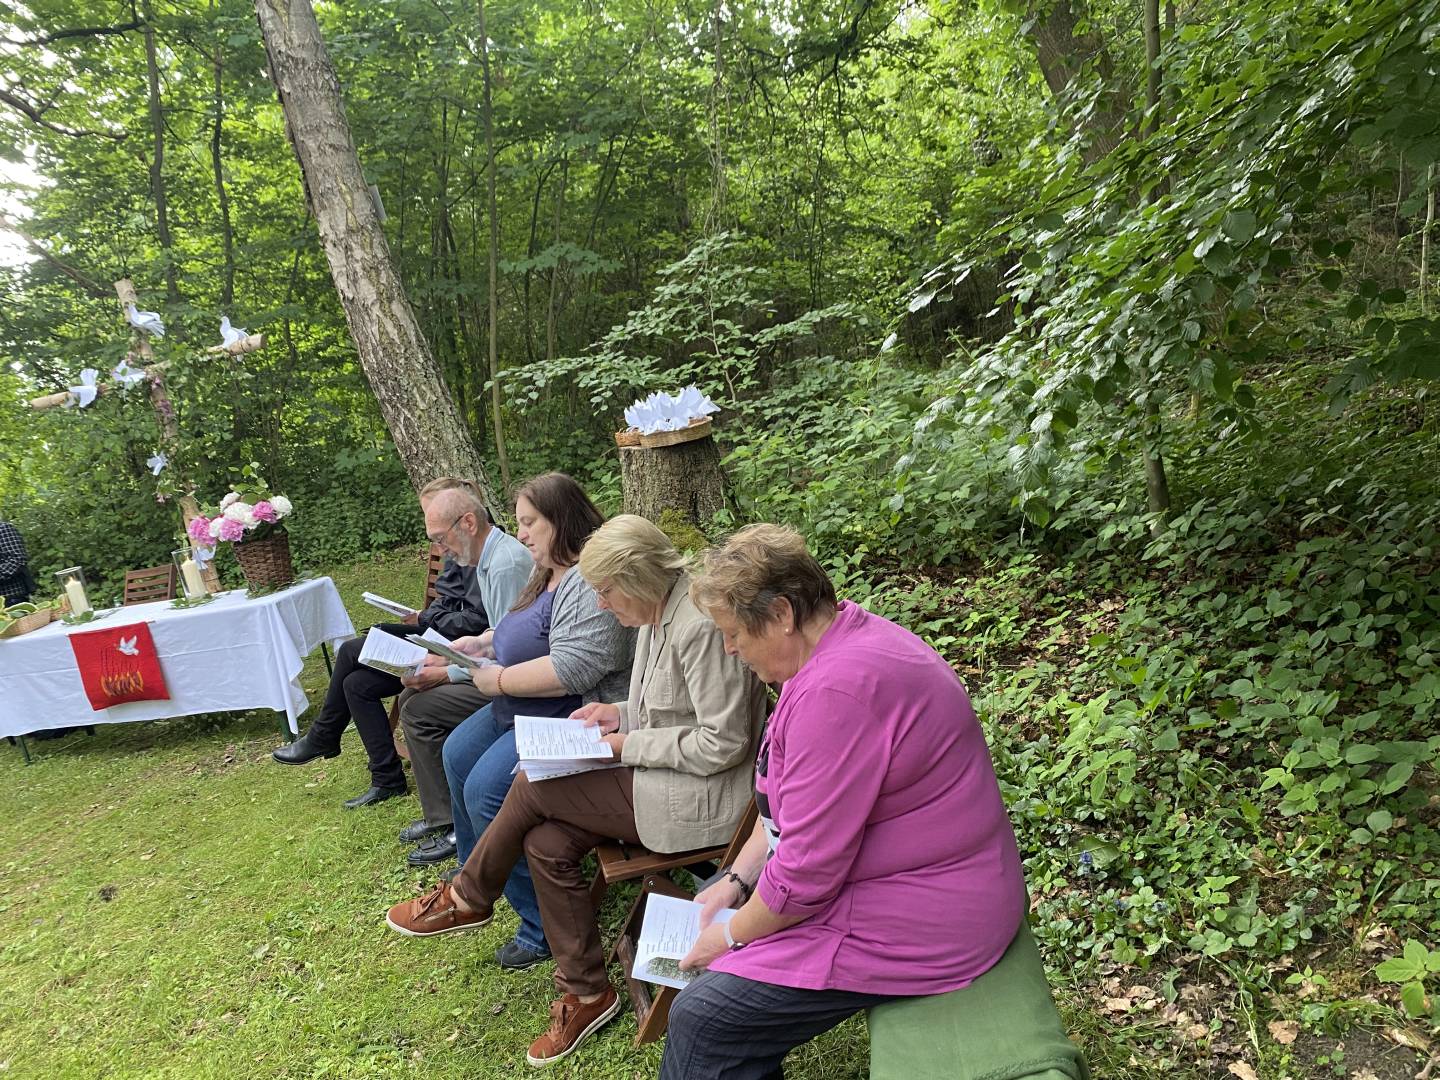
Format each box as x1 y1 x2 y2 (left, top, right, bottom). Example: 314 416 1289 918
123 564 177 606
387 543 447 761
606 798 760 1045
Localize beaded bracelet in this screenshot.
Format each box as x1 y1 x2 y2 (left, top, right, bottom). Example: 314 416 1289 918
723 869 752 902
495 666 507 695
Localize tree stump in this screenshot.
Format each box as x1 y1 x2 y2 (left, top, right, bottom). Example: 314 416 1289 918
619 436 731 530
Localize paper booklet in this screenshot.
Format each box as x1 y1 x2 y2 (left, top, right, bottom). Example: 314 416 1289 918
515 715 616 760
359 626 449 678
404 634 497 670
633 894 737 990
362 591 419 619
513 715 618 783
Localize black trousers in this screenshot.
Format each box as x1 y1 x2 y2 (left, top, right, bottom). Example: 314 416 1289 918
660 970 895 1080
305 622 409 789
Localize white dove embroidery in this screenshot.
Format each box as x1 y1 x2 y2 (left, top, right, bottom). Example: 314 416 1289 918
125 303 165 338
219 316 247 348
117 635 140 656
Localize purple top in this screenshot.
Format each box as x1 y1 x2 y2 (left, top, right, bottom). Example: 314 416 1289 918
491 589 580 727
711 600 1026 995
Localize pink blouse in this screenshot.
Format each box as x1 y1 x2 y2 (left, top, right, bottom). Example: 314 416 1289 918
711 600 1026 995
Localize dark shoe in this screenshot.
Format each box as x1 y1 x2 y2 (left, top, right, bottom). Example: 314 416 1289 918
526 987 621 1066
406 830 458 865
399 819 451 844
496 938 552 971
272 729 341 765
343 784 407 809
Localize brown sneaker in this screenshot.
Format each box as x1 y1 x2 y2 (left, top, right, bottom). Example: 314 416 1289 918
525 987 621 1067
385 881 492 937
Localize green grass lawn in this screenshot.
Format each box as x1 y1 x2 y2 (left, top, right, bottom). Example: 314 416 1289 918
0 548 872 1079
0 547 1420 1080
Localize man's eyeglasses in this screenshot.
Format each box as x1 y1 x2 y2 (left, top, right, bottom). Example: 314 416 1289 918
427 513 466 545
594 582 616 601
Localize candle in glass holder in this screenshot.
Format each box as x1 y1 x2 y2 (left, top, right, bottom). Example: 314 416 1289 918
55 566 91 616
173 547 208 599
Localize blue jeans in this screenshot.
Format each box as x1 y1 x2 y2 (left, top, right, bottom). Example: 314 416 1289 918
441 703 549 954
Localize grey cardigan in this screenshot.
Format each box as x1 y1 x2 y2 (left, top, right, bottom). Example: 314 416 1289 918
617 575 767 852
549 568 635 705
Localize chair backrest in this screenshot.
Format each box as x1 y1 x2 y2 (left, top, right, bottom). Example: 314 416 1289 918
123 564 177 606
423 543 445 606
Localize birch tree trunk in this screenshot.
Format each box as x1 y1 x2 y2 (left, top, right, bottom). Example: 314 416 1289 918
142 2 182 308
252 0 501 516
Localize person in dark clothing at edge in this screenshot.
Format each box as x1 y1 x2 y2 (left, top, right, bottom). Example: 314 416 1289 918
0 518 34 608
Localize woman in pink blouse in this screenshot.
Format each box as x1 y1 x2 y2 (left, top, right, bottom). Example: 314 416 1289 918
667 523 1028 1080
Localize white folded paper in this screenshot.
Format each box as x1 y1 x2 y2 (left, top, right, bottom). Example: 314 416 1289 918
357 626 448 677
362 591 418 618
634 894 737 990
622 385 720 435
513 715 618 783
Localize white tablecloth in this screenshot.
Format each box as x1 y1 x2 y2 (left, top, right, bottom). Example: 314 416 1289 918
0 576 355 739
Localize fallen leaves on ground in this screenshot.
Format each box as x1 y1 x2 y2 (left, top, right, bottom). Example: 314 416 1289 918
1268 1019 1300 1044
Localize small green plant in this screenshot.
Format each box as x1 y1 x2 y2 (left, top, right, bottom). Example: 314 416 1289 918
1376 939 1440 1024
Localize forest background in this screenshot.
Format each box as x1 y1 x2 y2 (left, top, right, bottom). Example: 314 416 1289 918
1 0 1439 1077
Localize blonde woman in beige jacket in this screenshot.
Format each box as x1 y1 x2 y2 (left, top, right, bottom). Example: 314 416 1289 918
386 514 766 1068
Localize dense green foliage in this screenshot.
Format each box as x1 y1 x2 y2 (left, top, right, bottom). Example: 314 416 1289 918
3 0 1439 1074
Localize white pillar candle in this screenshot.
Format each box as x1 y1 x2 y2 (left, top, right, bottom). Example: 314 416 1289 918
180 557 206 598
63 576 91 616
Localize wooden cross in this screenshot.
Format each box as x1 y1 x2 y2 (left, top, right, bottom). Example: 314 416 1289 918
23 279 272 593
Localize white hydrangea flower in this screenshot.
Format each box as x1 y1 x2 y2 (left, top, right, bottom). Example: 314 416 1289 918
270 495 293 517
223 501 253 523
243 511 259 527
208 518 225 538
219 492 241 509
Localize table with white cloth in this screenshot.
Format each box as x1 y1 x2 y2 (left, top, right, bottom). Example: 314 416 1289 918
0 576 355 740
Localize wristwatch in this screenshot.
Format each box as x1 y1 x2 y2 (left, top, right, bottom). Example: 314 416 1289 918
722 921 747 950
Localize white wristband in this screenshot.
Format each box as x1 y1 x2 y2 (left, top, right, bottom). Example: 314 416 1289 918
722 921 745 950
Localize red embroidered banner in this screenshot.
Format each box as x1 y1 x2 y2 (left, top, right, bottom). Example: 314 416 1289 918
67 622 170 711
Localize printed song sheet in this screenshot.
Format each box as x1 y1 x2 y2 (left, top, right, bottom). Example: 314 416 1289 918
514 716 615 760
513 714 617 783
634 894 736 990
405 634 496 670
361 591 418 619
358 626 447 677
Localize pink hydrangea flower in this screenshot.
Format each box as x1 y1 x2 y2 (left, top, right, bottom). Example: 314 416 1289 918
218 517 245 542
252 500 278 523
188 516 213 545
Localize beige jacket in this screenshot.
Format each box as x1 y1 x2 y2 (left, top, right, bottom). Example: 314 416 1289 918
617 575 766 852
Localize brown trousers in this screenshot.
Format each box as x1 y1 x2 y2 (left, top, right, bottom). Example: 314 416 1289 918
453 767 640 996
398 682 490 827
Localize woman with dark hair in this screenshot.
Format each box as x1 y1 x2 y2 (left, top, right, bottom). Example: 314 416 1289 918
386 474 634 972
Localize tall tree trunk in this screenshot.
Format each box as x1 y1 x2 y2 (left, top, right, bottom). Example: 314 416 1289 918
142 2 182 307
1026 0 1124 166
477 0 511 491
1141 0 1172 524
546 154 567 364
253 0 501 516
705 0 729 229
210 10 235 310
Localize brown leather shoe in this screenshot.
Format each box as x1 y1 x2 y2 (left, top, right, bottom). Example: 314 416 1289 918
385 881 492 937
525 987 621 1067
